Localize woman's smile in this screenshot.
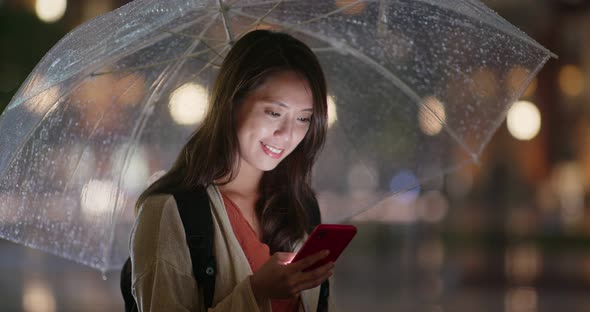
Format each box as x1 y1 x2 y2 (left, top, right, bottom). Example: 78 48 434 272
261 142 284 159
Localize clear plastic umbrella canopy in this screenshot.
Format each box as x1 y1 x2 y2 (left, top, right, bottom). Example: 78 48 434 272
0 0 553 272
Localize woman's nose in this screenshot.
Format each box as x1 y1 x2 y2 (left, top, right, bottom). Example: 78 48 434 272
274 119 293 143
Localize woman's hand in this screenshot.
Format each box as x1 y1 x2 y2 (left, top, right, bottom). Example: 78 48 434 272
250 250 334 304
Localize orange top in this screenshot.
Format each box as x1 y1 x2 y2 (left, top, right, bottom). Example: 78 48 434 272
222 193 299 312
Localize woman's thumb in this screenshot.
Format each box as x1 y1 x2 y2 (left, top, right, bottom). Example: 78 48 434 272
273 252 296 264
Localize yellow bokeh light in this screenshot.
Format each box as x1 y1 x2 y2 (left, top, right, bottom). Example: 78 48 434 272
35 0 67 23
471 67 499 98
505 287 537 312
507 100 541 141
23 278 56 312
523 78 537 98
418 96 446 136
169 83 209 125
506 66 537 98
327 95 337 128
559 64 584 97
335 0 368 15
115 73 146 107
80 180 124 220
505 244 541 283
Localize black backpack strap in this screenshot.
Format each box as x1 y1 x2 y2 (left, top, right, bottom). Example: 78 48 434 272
120 258 137 312
306 195 330 312
317 281 330 312
173 186 217 309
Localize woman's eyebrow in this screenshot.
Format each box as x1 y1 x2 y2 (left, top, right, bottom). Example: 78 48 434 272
270 100 313 112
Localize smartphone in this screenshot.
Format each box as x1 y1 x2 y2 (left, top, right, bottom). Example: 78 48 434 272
291 224 357 271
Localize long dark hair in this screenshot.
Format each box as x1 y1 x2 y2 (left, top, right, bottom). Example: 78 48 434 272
135 30 328 252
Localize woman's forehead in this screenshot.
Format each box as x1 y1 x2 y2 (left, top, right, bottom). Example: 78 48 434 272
251 71 313 109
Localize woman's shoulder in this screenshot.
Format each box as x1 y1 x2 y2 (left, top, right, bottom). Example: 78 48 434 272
131 193 191 274
138 193 176 213
133 193 182 237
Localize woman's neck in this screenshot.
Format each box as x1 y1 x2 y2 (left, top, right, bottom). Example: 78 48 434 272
216 160 262 199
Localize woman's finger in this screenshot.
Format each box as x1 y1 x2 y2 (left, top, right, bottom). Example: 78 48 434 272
273 252 296 265
293 271 333 293
289 261 334 291
299 261 334 281
290 249 329 271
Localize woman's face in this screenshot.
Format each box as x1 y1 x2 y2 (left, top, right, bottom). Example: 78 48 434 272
235 70 314 174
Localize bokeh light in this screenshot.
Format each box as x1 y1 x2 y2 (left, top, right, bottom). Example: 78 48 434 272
115 73 146 107
416 190 449 223
505 244 541 283
418 96 446 136
80 179 124 220
505 287 538 312
551 162 585 230
389 170 421 202
169 83 209 125
35 0 67 23
559 64 584 97
347 163 379 193
327 95 337 128
417 239 445 271
523 78 537 98
111 144 150 192
471 67 499 98
507 100 541 141
22 277 56 312
335 0 368 15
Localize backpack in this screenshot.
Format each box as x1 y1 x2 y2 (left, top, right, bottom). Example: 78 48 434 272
120 186 329 311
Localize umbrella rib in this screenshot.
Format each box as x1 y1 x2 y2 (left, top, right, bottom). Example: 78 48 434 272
159 28 227 43
230 0 365 30
231 9 477 159
195 44 231 76
8 10 217 111
227 0 297 9
460 0 557 58
288 0 366 28
91 41 227 76
0 14 213 185
217 0 234 44
243 0 285 29
0 85 81 184
477 53 552 157
228 0 360 44
62 74 145 195
410 0 556 58
102 13 222 268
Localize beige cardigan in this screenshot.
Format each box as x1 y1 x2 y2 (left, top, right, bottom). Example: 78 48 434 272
130 185 332 311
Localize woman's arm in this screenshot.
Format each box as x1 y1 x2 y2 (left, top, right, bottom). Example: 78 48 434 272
132 259 197 311
132 259 265 312
130 194 267 312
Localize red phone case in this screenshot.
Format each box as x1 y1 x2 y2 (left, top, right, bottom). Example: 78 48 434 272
292 224 357 271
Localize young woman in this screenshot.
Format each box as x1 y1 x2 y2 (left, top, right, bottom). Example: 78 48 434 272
129 30 334 311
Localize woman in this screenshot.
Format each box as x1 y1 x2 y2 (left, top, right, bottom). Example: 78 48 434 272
130 29 334 311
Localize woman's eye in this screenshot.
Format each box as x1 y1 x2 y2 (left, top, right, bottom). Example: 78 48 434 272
265 110 280 117
298 116 312 123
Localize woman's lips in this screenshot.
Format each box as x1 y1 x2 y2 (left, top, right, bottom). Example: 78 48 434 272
261 142 284 159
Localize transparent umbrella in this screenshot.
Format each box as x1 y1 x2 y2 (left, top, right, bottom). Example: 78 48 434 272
0 0 554 272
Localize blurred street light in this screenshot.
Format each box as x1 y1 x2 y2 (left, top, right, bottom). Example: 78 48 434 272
35 0 67 23
507 100 541 141
169 83 208 125
559 64 584 97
